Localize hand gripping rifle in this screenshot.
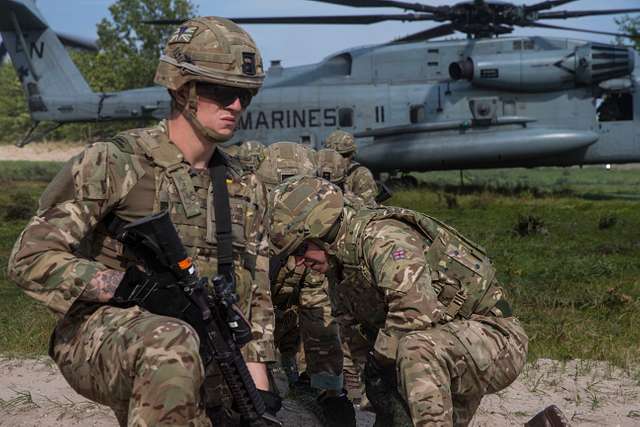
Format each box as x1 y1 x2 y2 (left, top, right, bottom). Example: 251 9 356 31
115 211 281 426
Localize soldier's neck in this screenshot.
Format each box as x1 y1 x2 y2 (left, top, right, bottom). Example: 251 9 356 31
167 114 216 169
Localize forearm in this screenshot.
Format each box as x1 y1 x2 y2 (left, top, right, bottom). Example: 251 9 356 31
78 269 124 303
246 362 269 390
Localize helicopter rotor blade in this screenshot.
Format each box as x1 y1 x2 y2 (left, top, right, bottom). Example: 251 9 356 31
390 23 455 43
144 14 438 26
227 14 436 25
524 1 578 13
306 0 441 14
537 8 640 20
526 22 639 39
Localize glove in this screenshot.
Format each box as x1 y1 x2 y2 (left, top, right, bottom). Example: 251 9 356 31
111 266 201 323
317 390 356 427
364 352 397 427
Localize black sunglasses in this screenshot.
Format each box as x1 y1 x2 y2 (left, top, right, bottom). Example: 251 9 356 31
197 84 253 109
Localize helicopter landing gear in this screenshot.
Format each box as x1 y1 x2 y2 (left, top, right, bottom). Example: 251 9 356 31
382 173 419 189
16 121 63 147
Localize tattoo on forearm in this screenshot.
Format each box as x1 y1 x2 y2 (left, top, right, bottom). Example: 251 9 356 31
80 270 124 302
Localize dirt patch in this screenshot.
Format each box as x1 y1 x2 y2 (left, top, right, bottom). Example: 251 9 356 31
0 142 84 162
1 357 639 426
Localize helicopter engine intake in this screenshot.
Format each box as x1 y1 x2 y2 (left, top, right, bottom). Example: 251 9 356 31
449 43 635 93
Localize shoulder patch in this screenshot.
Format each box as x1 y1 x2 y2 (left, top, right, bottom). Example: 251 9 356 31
110 136 135 154
392 248 406 261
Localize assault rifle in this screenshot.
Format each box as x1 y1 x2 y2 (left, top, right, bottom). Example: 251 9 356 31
114 211 281 426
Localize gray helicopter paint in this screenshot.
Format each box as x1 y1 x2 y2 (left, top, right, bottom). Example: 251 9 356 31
3 0 640 174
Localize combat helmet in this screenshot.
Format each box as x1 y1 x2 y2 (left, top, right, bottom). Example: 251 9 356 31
236 140 266 172
324 130 356 156
154 17 264 142
256 142 317 189
269 176 344 257
316 148 347 186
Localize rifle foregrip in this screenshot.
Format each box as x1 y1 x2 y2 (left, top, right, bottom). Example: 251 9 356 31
215 351 266 422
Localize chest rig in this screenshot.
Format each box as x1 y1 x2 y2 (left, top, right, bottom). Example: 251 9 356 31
112 128 257 303
338 206 502 322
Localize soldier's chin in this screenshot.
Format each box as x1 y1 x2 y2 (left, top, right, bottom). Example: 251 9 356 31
211 126 234 142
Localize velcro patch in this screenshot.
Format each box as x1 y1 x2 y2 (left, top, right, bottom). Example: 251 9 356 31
392 248 406 260
169 26 198 44
242 52 256 75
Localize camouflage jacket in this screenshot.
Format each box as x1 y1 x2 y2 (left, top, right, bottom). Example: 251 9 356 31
343 162 378 206
329 205 502 364
8 123 275 363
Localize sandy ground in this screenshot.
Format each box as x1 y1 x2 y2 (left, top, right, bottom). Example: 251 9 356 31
0 142 84 162
1 358 639 426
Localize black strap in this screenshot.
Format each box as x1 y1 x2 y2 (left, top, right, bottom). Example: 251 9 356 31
209 148 234 282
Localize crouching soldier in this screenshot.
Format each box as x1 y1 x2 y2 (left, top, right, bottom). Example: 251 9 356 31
8 17 277 426
268 176 528 427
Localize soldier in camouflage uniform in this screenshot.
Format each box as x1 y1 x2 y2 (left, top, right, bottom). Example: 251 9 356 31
324 130 378 205
225 140 267 172
268 176 528 427
258 143 354 425
8 17 277 426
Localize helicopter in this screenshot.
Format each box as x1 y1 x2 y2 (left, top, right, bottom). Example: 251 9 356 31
2 0 640 177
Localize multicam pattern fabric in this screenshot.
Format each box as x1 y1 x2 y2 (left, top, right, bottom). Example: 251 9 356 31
324 130 356 155
344 162 378 206
8 123 276 422
51 305 211 426
329 209 527 425
396 315 527 426
268 178 527 425
268 175 343 257
155 17 264 92
256 142 317 190
316 148 347 185
234 140 266 172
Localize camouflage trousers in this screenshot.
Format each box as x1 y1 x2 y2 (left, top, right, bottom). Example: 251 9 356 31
50 305 212 427
396 315 528 427
273 273 344 391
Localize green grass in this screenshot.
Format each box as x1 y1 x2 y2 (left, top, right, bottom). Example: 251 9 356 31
391 169 640 368
0 160 63 183
0 180 57 356
1 162 639 369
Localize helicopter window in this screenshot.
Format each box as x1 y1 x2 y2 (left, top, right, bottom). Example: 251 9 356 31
300 135 312 145
339 108 354 127
597 93 633 122
410 105 425 124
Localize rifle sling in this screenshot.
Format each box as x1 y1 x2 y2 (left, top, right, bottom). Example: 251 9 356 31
209 148 234 282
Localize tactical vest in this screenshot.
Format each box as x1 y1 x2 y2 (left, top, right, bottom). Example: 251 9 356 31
105 127 258 309
339 206 502 322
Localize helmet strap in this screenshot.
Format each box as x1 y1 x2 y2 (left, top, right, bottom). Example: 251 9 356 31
178 82 233 143
321 211 344 248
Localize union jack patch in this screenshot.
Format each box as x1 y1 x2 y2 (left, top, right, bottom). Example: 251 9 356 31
169 26 198 44
392 249 406 260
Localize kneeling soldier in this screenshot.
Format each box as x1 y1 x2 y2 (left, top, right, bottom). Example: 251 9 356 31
268 176 528 427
